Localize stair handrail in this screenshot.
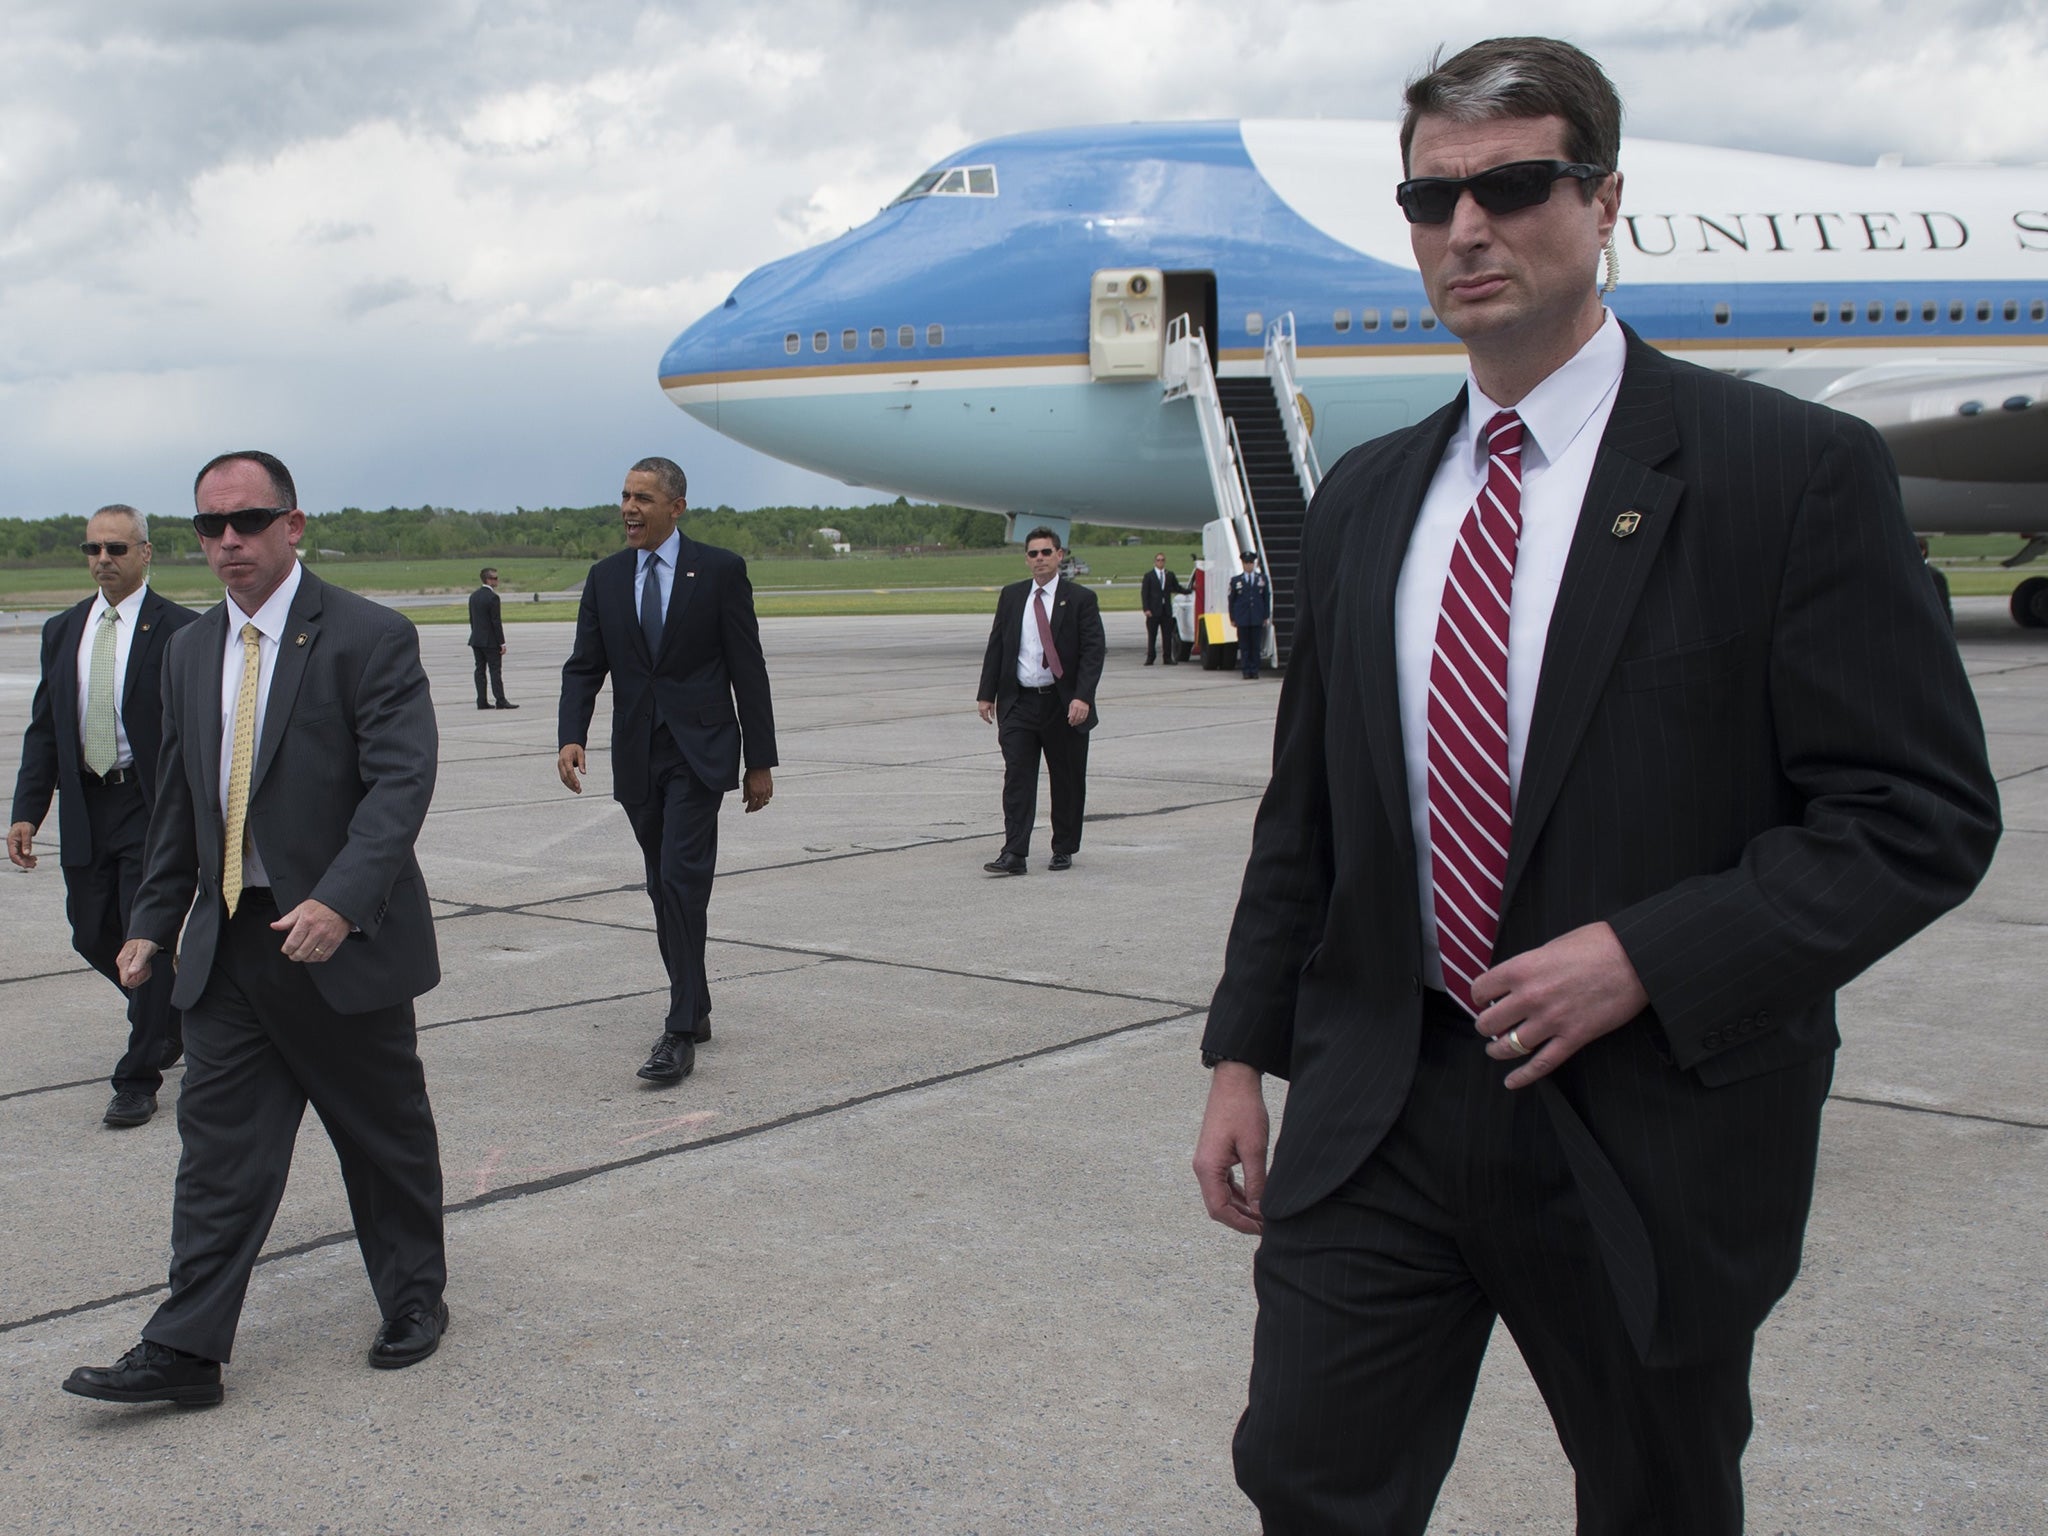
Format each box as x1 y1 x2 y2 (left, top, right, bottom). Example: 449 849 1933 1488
1264 311 1323 498
1163 314 1247 527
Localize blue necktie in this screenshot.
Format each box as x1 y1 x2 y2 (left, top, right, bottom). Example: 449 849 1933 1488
640 552 664 654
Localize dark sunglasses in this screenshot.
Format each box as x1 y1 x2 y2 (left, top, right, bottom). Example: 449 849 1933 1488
191 507 293 539
80 541 136 558
1025 546 1061 558
1395 159 1610 225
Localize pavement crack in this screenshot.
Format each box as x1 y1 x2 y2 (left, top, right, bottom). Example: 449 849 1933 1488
1827 1092 2046 1132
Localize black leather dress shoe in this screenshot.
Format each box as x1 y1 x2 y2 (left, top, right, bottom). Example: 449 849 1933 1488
63 1340 222 1406
495 701 520 709
637 1031 695 1082
1048 851 1073 871
103 1091 157 1128
982 853 1028 875
369 1300 450 1370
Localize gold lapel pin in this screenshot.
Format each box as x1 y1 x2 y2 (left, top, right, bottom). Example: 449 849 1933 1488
295 633 308 646
140 623 151 632
1612 511 1643 538
685 570 696 578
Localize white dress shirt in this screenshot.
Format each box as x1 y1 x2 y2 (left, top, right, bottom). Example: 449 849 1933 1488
1395 310 1626 988
73 583 149 770
640 526 682 623
1016 572 1061 686
218 560 305 892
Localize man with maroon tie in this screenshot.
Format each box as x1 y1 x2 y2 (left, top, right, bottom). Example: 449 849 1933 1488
1191 36 1999 1535
975 529 1104 874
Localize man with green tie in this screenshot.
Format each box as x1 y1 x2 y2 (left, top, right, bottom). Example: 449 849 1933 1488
9 505 198 1127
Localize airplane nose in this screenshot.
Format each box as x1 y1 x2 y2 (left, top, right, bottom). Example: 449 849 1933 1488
659 303 726 431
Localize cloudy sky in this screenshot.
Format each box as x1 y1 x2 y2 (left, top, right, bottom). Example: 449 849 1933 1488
3 0 2044 521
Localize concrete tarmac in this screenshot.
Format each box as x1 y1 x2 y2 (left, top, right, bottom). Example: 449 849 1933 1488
0 600 2040 1534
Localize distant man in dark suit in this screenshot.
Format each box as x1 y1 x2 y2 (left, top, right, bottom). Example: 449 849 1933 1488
1141 551 1182 665
1192 38 2000 1534
558 456 778 1085
467 566 516 709
976 528 1105 874
1225 551 1270 678
9 505 199 1128
64 451 450 1408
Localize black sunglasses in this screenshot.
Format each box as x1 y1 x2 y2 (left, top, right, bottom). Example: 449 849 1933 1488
1025 546 1061 557
191 507 293 539
1395 159 1610 225
80 541 136 558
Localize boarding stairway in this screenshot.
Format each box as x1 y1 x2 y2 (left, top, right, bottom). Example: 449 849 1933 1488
1163 313 1321 667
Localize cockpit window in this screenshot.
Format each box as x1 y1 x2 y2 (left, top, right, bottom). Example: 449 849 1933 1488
889 164 999 206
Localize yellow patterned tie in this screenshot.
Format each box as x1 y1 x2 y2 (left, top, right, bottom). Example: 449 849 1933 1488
83 608 120 776
222 622 262 918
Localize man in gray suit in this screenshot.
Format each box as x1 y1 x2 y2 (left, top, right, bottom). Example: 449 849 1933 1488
63 450 449 1407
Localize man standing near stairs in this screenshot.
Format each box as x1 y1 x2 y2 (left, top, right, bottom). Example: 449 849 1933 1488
1228 552 1270 679
1141 552 1182 665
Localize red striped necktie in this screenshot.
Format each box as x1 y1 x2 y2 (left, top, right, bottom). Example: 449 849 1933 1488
1427 409 1525 1016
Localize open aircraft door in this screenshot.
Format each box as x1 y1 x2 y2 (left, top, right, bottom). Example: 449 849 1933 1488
1089 269 1165 379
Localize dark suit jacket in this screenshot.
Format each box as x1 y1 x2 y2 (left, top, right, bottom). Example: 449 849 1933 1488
1204 327 1999 1365
11 587 200 866
557 535 778 804
977 577 1106 730
1227 571 1271 627
467 584 504 649
1141 567 1181 618
128 569 442 1014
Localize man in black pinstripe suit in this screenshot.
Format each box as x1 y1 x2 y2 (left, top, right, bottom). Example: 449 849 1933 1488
1192 37 2000 1535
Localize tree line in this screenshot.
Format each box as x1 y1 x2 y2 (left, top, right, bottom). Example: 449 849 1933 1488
0 499 1183 566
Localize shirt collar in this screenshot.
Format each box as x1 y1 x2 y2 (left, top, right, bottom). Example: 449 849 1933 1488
1032 570 1060 600
642 527 682 570
226 559 304 643
89 582 149 624
1462 308 1625 471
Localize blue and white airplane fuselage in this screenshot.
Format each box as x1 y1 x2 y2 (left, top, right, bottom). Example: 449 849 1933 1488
659 120 2048 539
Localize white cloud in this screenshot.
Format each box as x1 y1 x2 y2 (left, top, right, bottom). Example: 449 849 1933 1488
0 0 2043 518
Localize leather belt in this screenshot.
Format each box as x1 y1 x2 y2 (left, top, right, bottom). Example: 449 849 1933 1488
78 765 136 787
1023 683 1060 695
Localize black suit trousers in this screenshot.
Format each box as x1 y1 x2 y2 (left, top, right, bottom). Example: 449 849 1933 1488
143 891 446 1364
1234 998 1751 1536
471 644 508 706
66 777 182 1093
1145 610 1177 663
998 690 1088 858
622 726 723 1032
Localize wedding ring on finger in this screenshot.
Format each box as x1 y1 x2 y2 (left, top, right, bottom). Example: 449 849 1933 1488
1505 1026 1531 1057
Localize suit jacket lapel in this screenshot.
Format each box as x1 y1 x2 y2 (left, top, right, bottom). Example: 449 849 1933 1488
251 571 322 794
121 590 166 715
52 598 90 744
654 538 702 664
197 603 229 818
1358 394 1466 860
1501 334 1684 905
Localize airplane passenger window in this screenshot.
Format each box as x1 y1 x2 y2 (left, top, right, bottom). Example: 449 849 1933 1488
2004 299 2019 321
1391 308 1409 331
1362 309 1381 331
1334 309 1351 332
2033 300 2046 321
900 325 916 347
1246 312 1264 335
968 167 997 195
1894 303 1908 322
1922 302 1937 321
785 333 800 355
1420 310 1438 330
1949 300 1964 321
1713 302 1730 325
1839 303 1854 323
927 323 944 345
1976 300 1991 321
871 327 887 348
1867 302 1882 323
1812 303 1827 324
813 331 828 352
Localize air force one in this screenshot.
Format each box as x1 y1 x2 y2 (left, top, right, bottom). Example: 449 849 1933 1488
659 120 2048 634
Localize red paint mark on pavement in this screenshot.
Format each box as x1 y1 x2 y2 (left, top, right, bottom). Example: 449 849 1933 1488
617 1110 721 1145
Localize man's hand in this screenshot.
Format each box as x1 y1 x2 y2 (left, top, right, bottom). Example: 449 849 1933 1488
742 767 773 813
7 821 38 870
1194 1061 1269 1236
1471 921 1650 1089
498 644 507 656
977 699 996 725
117 938 160 989
1066 698 1091 728
558 743 585 793
270 898 351 964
